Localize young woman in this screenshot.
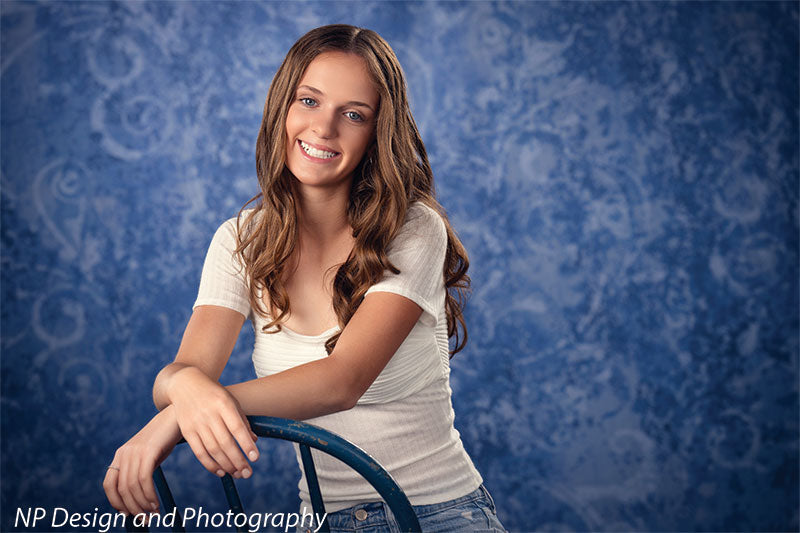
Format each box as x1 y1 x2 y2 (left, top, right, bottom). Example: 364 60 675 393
103 24 506 532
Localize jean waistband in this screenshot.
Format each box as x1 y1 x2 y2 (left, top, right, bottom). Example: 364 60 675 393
410 484 488 518
328 483 489 524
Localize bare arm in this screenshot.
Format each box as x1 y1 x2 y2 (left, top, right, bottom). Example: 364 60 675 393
104 306 255 517
152 305 245 411
152 291 422 480
104 405 183 516
225 290 423 418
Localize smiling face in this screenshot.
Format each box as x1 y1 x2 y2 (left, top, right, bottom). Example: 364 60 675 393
284 51 380 193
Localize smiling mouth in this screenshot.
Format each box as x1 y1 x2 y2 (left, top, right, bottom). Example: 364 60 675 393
299 140 339 159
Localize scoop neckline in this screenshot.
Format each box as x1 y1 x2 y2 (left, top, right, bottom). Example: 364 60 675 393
279 324 340 340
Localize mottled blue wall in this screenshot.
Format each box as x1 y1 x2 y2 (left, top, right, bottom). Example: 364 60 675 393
2 1 797 532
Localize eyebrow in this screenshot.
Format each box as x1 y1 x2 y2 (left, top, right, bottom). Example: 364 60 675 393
297 85 375 113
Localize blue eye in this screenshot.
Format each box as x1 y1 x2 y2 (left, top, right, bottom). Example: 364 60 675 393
299 97 317 106
346 111 363 122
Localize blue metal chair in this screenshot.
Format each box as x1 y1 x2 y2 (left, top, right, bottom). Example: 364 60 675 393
125 416 421 533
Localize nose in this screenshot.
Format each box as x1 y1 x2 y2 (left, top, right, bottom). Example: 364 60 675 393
311 108 337 139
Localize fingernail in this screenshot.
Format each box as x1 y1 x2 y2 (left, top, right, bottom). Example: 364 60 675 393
242 468 252 479
216 470 225 477
249 450 258 461
150 502 158 511
233 471 241 479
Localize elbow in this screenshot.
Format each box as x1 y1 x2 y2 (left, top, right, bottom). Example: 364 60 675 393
336 397 357 412
322 357 367 413
335 385 361 412
331 374 368 412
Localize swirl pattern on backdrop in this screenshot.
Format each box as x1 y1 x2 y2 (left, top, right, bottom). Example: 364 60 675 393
1 2 797 531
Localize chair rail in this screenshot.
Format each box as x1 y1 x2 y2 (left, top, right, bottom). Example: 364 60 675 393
247 416 420 532
127 416 421 533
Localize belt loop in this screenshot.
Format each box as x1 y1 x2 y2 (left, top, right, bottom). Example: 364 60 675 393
480 484 498 514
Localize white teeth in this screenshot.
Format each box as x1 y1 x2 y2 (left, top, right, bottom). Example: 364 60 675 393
300 141 337 159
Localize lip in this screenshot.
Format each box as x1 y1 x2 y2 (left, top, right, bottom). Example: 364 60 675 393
297 139 341 163
299 139 339 154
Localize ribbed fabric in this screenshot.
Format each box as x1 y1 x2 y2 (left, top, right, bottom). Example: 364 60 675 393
194 202 483 512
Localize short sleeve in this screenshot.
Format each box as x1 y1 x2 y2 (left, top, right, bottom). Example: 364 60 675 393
193 217 251 318
364 203 448 327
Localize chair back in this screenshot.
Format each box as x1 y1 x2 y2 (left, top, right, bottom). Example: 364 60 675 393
125 416 421 533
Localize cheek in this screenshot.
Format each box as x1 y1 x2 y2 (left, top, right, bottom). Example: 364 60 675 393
357 130 375 154
284 107 302 138
284 119 299 160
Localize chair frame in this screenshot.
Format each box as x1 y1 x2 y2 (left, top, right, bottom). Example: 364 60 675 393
126 416 420 533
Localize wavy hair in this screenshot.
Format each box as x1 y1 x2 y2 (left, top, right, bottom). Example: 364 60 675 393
236 24 470 356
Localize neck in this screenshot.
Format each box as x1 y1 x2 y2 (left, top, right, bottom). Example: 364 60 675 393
293 180 353 244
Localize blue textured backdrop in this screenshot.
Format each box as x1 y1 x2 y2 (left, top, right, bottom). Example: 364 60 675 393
2 1 798 532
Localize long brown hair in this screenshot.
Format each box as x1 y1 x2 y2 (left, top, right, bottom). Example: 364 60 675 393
236 24 470 356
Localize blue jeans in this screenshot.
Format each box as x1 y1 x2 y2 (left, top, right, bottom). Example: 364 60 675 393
300 484 506 532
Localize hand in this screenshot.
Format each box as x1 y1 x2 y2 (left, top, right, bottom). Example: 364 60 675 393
167 365 259 479
103 405 182 517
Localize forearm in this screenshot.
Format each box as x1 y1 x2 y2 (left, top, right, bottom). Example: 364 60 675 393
149 403 182 444
225 295 422 419
225 357 357 420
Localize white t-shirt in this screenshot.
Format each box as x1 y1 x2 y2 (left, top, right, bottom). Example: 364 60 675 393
194 201 483 512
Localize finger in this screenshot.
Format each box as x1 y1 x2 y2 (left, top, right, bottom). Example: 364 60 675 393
216 397 258 463
211 417 252 477
184 431 228 477
225 413 260 464
103 467 127 514
128 462 155 516
118 457 147 517
203 423 246 477
139 458 161 513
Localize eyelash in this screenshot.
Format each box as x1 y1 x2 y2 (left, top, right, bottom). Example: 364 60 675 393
298 97 364 122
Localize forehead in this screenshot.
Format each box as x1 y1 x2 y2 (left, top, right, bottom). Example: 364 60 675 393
298 52 379 107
